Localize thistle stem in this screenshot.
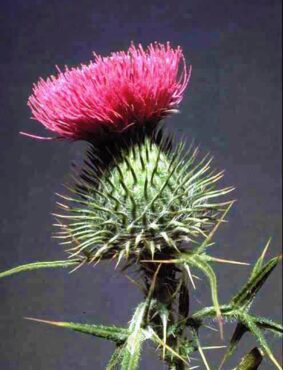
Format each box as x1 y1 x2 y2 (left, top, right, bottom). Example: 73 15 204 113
142 260 189 370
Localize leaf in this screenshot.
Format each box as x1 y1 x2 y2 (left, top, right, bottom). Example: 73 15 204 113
106 346 125 370
178 340 197 358
149 328 190 367
157 303 170 359
252 316 283 336
185 254 223 337
0 260 80 280
235 347 263 370
219 322 248 370
250 239 271 279
25 317 128 343
232 256 281 309
192 304 233 322
121 302 147 370
241 314 282 370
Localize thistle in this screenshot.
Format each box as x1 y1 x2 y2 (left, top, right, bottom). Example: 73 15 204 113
55 137 231 265
1 43 282 370
24 43 190 141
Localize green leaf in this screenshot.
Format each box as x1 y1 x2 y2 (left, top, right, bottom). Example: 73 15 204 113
241 314 282 370
192 304 233 322
252 316 283 336
232 256 281 308
0 260 80 279
178 340 197 358
149 328 190 367
235 347 263 370
185 254 222 335
106 346 125 370
250 239 271 279
121 302 147 370
25 317 128 343
156 303 170 359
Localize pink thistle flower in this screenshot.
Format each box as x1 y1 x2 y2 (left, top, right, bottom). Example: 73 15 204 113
25 43 191 141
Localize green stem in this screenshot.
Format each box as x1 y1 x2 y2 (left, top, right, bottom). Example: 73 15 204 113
142 262 189 370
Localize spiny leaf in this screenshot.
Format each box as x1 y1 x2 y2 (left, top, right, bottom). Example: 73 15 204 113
25 317 128 343
241 314 282 370
121 302 147 370
235 347 263 370
250 239 271 279
185 254 223 338
149 328 191 367
0 260 80 280
157 303 170 359
178 340 197 358
191 306 282 368
106 346 125 370
232 256 282 308
252 316 283 336
191 304 233 322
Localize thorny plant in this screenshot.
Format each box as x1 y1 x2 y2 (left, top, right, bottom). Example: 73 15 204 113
0 43 282 370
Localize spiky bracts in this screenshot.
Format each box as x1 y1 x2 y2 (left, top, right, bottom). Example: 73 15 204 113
55 137 232 265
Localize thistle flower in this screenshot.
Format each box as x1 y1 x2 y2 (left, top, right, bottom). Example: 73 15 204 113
25 43 190 141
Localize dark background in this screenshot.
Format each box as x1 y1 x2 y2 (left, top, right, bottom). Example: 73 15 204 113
0 0 282 369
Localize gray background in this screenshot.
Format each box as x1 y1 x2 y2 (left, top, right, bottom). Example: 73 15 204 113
0 0 282 369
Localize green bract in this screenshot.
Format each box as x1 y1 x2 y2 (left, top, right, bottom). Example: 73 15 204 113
55 138 232 264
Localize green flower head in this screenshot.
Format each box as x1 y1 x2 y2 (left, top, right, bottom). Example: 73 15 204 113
55 135 232 266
